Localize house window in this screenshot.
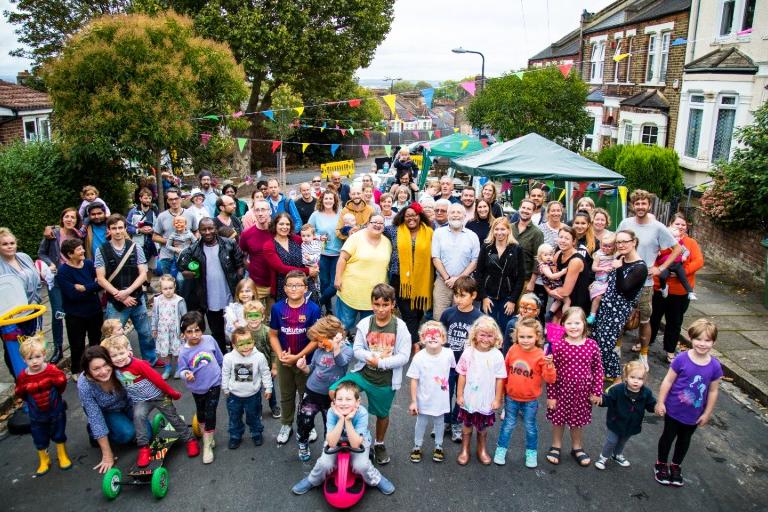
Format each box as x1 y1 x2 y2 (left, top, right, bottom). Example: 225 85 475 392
23 116 51 143
625 37 633 83
623 122 633 145
590 41 605 83
721 0 736 35
720 0 756 36
685 95 705 158
645 32 671 83
641 124 658 146
659 32 671 82
613 39 622 82
712 95 737 162
742 0 756 31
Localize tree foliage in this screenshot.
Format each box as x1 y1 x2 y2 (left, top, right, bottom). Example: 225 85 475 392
599 144 684 201
466 67 591 151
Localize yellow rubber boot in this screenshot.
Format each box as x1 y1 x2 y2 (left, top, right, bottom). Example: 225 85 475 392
36 449 51 475
56 443 72 470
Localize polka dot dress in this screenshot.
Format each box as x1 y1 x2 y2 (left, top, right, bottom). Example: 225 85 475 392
546 336 604 428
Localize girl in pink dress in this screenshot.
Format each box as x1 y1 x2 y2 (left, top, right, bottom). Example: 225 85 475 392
545 307 603 467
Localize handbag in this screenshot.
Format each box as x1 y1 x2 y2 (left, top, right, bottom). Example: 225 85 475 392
624 308 640 331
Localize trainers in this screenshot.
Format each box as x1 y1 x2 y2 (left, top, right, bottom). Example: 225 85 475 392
669 464 684 486
271 406 281 419
308 428 318 443
432 447 445 463
376 475 395 495
451 424 463 443
586 314 596 325
688 292 698 301
292 477 315 495
186 438 200 458
161 364 172 380
661 286 669 298
298 442 311 462
654 462 671 485
612 454 631 467
173 367 180 379
137 446 151 467
493 446 507 466
277 425 292 445
228 438 241 450
638 353 649 372
594 455 608 470
525 449 538 468
252 434 263 446
373 443 390 465
410 447 422 463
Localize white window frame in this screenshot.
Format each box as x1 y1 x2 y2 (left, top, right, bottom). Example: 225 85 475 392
623 121 633 145
22 115 52 143
613 38 623 83
641 124 659 146
684 95 705 158
645 32 671 84
718 0 756 38
711 94 738 162
589 38 607 84
624 37 634 83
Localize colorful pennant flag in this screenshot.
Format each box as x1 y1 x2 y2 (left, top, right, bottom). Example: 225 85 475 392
330 144 340 156
364 130 371 140
237 138 247 152
301 143 309 153
320 122 327 133
558 63 573 77
461 140 470 150
434 130 441 138
294 106 304 117
453 128 460 133
271 141 281 153
460 81 476 96
383 144 392 157
361 144 369 158
427 131 434 139
340 129 347 136
200 133 211 146
263 110 274 121
349 127 355 136
421 88 435 109
412 130 420 139
232 111 244 118
383 94 397 115
348 99 361 108
613 53 630 62
671 37 687 46
514 71 525 80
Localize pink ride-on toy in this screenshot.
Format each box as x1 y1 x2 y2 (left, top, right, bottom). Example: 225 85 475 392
323 442 366 509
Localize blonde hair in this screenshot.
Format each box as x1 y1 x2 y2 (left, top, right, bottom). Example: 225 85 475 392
101 334 131 351
513 317 544 347
101 319 123 339
307 315 345 344
81 185 99 198
158 274 176 289
468 315 503 349
560 307 588 338
536 242 555 262
622 360 647 380
300 223 315 235
484 216 517 245
599 232 617 255
687 318 718 342
417 320 447 346
243 300 265 313
593 207 611 227
19 333 46 358
0 227 16 242
234 277 256 304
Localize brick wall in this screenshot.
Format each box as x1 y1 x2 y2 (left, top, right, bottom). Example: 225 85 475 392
0 118 23 144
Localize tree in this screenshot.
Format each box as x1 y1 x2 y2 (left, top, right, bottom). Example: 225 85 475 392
613 145 683 201
466 67 591 151
42 12 247 209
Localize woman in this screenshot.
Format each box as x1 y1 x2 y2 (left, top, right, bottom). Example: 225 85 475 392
37 207 84 364
56 238 103 375
591 229 648 380
592 207 612 241
379 193 396 226
78 346 134 474
308 191 342 314
575 197 595 218
475 217 525 332
540 200 565 247
361 174 381 205
384 205 433 351
466 199 495 243
0 227 41 376
241 189 266 231
481 182 504 218
650 214 703 363
220 183 249 218
262 213 318 302
392 186 412 212
550 226 591 314
571 210 599 274
334 214 392 331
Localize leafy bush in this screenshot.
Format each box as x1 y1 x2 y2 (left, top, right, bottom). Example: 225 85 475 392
596 144 626 172
611 145 683 201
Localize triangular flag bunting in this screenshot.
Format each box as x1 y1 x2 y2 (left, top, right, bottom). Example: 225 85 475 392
335 124 340 131
558 63 573 77
460 81 476 96
348 99 361 108
301 143 309 153
421 88 434 109
434 130 441 138
237 137 247 152
453 127 460 133
383 94 397 115
330 144 340 156
383 144 392 157
613 53 630 62
340 129 347 136
514 71 525 79
480 139 489 148
671 37 687 46
320 122 326 133
364 130 371 140
361 144 369 158
349 127 355 135
461 140 470 150
232 111 244 118
294 106 304 117
200 133 212 146
412 130 420 139
558 189 566 202
202 115 219 121
263 110 274 121
427 131 434 139
271 141 281 153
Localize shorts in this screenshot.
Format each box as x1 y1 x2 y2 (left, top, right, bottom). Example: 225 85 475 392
329 371 395 419
638 286 653 324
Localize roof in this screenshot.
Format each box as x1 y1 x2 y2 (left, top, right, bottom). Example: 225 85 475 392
529 28 581 61
584 0 691 35
587 88 605 103
685 47 758 74
620 89 669 110
0 80 52 112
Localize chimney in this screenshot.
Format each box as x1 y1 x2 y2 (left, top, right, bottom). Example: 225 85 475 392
16 70 31 86
581 9 594 24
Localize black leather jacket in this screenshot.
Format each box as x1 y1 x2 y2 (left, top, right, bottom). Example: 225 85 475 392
475 242 525 303
177 236 244 310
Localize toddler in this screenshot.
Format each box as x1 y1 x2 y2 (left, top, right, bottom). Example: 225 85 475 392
656 226 697 300
595 360 656 470
530 243 569 322
224 277 257 344
151 275 188 379
300 224 322 300
587 233 617 325
78 185 110 224
243 300 280 419
338 212 358 237
406 321 455 463
295 315 353 461
101 318 125 340
222 327 273 449
164 216 196 278
14 335 71 475
101 334 197 467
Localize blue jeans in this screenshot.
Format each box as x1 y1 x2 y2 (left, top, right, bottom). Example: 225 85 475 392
105 295 156 364
335 297 372 332
497 397 539 451
487 299 513 345
602 429 631 458
103 410 137 445
48 283 64 349
444 367 460 425
319 254 339 311
226 393 264 441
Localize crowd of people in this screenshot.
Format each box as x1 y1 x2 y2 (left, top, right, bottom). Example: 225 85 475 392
1 154 719 496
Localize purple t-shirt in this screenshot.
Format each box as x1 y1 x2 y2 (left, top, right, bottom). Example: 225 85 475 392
665 351 723 425
269 300 321 354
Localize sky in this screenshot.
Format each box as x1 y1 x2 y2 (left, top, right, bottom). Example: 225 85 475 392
0 0 615 82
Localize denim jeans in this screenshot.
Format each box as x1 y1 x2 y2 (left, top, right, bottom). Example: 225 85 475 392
497 397 539 451
335 297 372 333
602 428 631 458
444 367 460 425
105 295 157 364
226 393 264 441
487 299 513 345
319 254 339 311
103 410 137 445
48 283 64 349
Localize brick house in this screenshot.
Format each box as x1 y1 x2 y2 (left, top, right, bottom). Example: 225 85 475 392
528 28 581 69
0 79 53 144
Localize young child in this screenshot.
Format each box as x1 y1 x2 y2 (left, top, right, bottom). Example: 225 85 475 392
291 382 395 496
151 275 188 379
244 300 280 419
338 212 358 237
439 276 483 443
656 225 697 300
300 224 322 301
178 311 224 464
494 318 556 468
503 293 543 355
78 185 110 224
189 189 209 224
587 233 617 325
654 318 722 487
406 321 455 463
101 334 197 467
224 277 257 344
222 327 273 449
14 335 71 475
529 243 569 322
165 216 196 278
595 360 656 470
455 316 506 465
545 307 604 467
101 318 125 340
295 315 353 461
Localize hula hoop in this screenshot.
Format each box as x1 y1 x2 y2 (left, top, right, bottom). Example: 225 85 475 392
0 304 47 327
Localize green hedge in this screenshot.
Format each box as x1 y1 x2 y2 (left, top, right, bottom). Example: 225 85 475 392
597 144 683 201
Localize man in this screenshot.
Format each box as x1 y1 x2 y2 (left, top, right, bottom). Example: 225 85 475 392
390 171 419 196
213 195 243 236
198 170 219 217
433 176 459 204
239 199 277 317
84 203 108 261
431 203 480 320
433 199 451 228
178 217 245 352
153 187 199 276
460 187 476 224
529 183 548 225
126 187 159 280
95 214 158 366
335 184 374 241
330 171 350 203
618 189 681 370
294 182 318 225
310 175 324 199
266 178 302 232
511 198 545 284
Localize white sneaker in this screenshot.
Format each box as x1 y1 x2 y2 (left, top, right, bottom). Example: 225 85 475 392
688 292 697 301
638 353 649 372
308 428 318 443
661 286 669 298
594 455 608 470
277 425 292 445
612 454 631 467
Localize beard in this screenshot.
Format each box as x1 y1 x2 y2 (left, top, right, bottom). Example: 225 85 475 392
448 219 463 230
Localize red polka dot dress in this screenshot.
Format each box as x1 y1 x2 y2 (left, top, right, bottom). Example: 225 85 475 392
546 336 604 428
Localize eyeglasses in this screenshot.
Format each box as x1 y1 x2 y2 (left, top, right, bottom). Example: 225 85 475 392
369 221 384 226
616 239 633 245
312 180 321 183
519 305 538 312
435 208 448 213
285 284 306 289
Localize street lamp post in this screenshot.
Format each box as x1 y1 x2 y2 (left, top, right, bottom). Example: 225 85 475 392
451 47 485 91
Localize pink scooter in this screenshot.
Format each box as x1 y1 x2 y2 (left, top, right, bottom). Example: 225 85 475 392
322 442 366 509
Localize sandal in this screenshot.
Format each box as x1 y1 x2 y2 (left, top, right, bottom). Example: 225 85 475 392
631 343 642 353
571 449 591 467
546 446 561 465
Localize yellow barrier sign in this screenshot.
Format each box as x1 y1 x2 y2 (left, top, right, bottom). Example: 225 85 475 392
320 160 356 179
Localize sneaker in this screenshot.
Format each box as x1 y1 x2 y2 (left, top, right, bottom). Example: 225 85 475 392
410 447 422 463
308 428 318 443
612 454 631 467
277 425 292 445
161 364 172 380
271 406 281 419
638 353 649 372
661 286 669 298
376 475 395 495
228 438 241 450
186 438 200 458
525 449 538 468
688 292 698 301
654 462 671 485
298 442 311 462
253 434 263 446
493 446 507 466
173 367 180 379
291 477 315 495
594 455 608 470
137 446 151 467
451 424 463 443
586 314 596 325
373 443 390 465
432 447 445 463
669 464 684 487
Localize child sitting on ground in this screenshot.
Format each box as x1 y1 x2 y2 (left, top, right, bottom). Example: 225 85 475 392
78 185 110 225
587 233 617 325
655 225 697 300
